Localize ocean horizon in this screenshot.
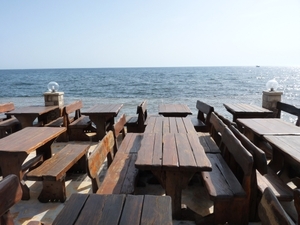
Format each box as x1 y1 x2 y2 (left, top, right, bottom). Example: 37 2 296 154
1 66 300 123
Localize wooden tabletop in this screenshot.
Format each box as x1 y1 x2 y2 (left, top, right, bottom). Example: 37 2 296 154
237 118 300 136
0 127 66 154
5 105 58 116
82 104 123 116
158 104 192 117
224 103 274 122
135 132 211 172
52 194 172 225
145 116 196 134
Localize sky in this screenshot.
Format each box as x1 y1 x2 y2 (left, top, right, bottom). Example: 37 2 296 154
0 1 300 69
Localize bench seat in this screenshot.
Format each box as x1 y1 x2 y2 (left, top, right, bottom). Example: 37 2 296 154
126 100 147 133
26 143 90 202
190 100 214 132
197 132 221 154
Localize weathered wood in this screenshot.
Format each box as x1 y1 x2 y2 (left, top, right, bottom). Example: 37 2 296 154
201 127 253 225
126 100 147 133
258 187 294 225
158 103 192 117
0 102 21 138
87 131 115 192
53 194 172 225
190 100 214 132
112 114 126 156
26 143 89 202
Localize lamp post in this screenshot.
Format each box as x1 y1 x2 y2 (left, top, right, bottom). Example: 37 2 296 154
43 82 64 120
262 78 283 115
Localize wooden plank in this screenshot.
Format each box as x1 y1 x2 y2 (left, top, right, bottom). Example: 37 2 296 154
176 133 197 169
163 133 179 169
141 195 172 225
120 154 139 194
175 117 185 133
119 195 143 225
169 117 177 133
52 193 88 225
135 134 157 169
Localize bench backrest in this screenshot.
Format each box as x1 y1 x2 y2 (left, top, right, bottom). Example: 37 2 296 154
62 100 83 127
259 187 294 225
209 112 227 148
112 114 126 156
220 126 254 222
0 102 15 114
0 174 22 220
276 102 300 126
87 131 115 193
137 100 147 132
294 189 300 224
196 100 214 128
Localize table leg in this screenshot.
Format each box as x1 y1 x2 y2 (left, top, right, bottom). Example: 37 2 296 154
14 115 37 128
89 115 114 141
36 139 55 160
153 170 194 219
0 152 30 200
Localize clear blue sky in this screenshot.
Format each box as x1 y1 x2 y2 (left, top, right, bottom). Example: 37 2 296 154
1 1 300 69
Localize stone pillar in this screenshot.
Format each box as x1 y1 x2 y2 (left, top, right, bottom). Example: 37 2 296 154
262 91 283 116
43 91 64 120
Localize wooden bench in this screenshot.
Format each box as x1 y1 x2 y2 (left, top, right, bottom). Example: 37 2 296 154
229 124 294 221
0 102 21 138
258 187 295 225
57 100 93 141
0 174 23 225
190 100 214 132
281 188 300 224
26 143 90 202
276 101 300 126
200 125 253 224
126 100 148 133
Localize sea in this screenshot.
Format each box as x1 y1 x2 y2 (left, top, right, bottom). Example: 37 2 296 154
1 66 300 123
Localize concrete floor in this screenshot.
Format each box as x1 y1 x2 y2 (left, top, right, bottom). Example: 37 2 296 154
7 140 262 225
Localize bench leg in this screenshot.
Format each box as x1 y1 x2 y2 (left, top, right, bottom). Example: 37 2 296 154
38 179 66 203
68 155 87 173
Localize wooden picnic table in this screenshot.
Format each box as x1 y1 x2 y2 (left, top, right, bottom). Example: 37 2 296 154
52 193 173 225
224 103 274 122
158 104 192 117
5 105 59 128
263 135 300 176
145 116 196 134
82 104 123 140
0 126 66 200
135 132 212 219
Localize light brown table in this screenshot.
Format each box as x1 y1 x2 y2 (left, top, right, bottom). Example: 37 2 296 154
5 105 59 128
52 193 172 225
158 104 192 117
135 132 212 219
224 103 274 122
145 116 196 134
82 104 123 140
0 126 66 200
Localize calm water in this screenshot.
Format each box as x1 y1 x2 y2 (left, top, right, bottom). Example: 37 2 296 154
1 66 300 122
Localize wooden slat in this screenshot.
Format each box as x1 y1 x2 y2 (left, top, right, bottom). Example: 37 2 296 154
163 133 179 168
119 195 143 225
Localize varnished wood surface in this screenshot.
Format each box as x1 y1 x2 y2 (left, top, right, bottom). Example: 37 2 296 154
52 194 172 225
82 104 123 116
224 103 274 122
5 105 59 128
0 127 66 153
158 104 192 117
237 118 300 136
145 116 195 134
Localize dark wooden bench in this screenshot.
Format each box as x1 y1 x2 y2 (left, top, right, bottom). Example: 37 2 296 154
276 101 300 126
0 174 23 225
258 187 295 225
200 124 253 224
229 124 294 221
0 102 21 138
26 143 90 202
190 100 214 132
126 100 148 133
281 188 300 224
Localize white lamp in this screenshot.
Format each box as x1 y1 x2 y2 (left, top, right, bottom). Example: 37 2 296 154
266 78 278 92
47 81 59 93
